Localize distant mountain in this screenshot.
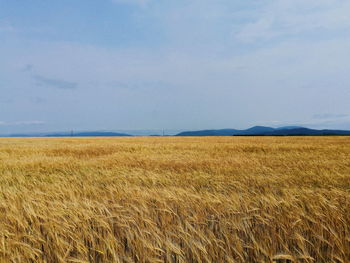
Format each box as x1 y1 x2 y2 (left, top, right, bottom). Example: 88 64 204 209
176 126 350 136
176 127 277 136
241 126 275 135
275 126 304 130
259 128 350 136
4 133 36 137
176 129 240 137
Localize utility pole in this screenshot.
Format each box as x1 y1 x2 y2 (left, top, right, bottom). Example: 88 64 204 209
71 130 74 137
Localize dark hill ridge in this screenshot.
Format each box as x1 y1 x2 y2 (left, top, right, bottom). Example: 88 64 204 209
260 128 350 136
240 126 275 135
176 126 350 136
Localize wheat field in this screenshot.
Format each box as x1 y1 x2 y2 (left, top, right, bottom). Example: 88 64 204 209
0 136 349 263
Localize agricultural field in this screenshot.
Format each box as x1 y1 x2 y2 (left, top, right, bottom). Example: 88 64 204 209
0 136 349 263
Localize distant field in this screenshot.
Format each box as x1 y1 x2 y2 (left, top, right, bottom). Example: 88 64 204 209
0 137 349 263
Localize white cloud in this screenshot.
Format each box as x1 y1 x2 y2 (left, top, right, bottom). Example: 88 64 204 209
235 0 350 43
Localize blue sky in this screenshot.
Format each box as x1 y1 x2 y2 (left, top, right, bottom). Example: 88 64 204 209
1 0 350 134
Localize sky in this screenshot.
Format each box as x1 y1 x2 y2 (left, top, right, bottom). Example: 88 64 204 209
1 0 350 134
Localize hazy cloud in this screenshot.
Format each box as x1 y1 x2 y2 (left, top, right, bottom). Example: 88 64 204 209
0 121 45 126
32 97 46 104
313 113 349 120
21 64 34 73
0 98 14 104
34 75 78 90
111 0 152 7
268 112 350 128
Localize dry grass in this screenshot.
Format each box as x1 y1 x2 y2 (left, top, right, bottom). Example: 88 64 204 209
0 136 349 263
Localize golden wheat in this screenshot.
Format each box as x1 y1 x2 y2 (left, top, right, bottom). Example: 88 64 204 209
0 136 349 263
